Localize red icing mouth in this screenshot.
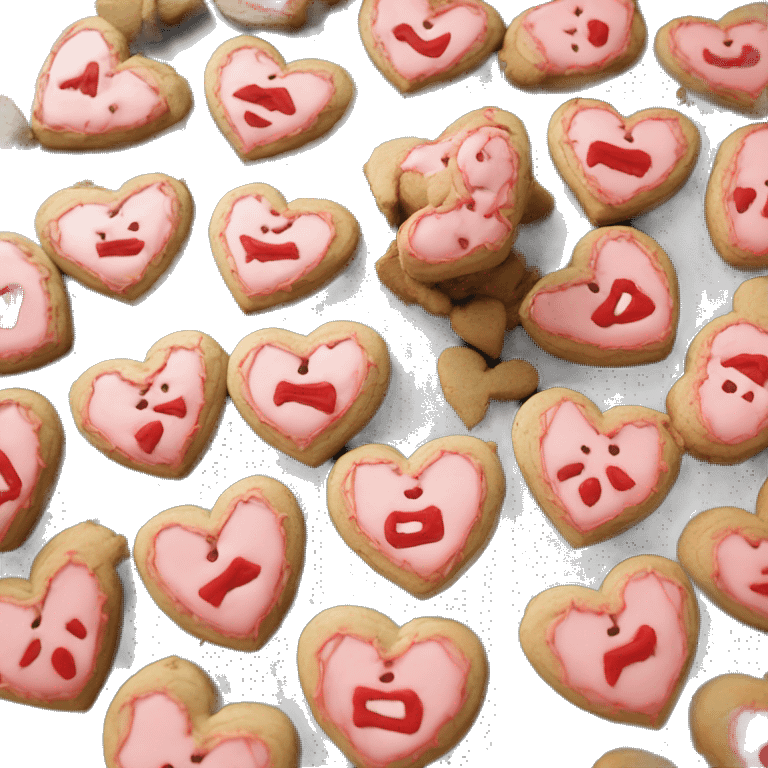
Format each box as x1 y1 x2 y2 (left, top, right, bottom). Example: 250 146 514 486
273 381 337 414
586 141 652 177
392 24 451 58
587 19 609 47
51 647 76 680
198 557 262 607
735 186 758 213
95 238 145 258
59 61 99 97
590 279 655 327
603 624 657 687
579 476 601 506
352 686 424 734
0 448 22 505
134 420 164 454
703 44 761 69
722 353 768 386
233 84 296 115
240 234 300 263
383 505 445 549
152 397 187 418
557 461 635 506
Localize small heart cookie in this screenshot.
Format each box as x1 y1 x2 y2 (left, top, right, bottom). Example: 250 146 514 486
359 0 505 93
228 321 390 467
298 605 487 768
592 748 677 768
209 183 359 313
204 36 353 161
520 226 679 366
449 297 507 358
548 98 700 225
0 521 128 711
35 173 193 301
655 3 768 114
134 475 304 650
104 656 299 768
96 0 205 39
69 331 228 477
520 555 699 728
513 388 684 547
327 436 504 597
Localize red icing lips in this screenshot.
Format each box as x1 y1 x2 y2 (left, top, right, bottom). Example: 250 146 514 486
0 449 22 506
95 238 145 258
197 556 262 608
703 44 761 69
383 505 445 549
586 140 653 177
352 685 424 733
590 278 656 327
603 623 657 687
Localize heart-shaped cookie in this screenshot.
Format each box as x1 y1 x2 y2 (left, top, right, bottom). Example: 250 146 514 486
359 0 505 93
204 36 353 161
520 555 699 728
548 98 700 225
449 296 507 358
96 0 205 40
31 17 192 150
655 3 768 114
228 321 390 467
35 173 193 301
513 388 684 547
209 183 359 313
0 521 128 711
134 475 304 650
104 656 299 768
592 749 677 768
212 0 340 28
326 436 504 597
298 605 487 768
520 226 679 366
69 330 228 478
0 233 72 374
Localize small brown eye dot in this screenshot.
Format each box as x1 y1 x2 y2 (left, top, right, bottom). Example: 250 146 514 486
722 380 738 394
379 672 395 683
580 445 590 454
608 444 619 455
136 399 148 410
161 384 169 393
607 626 619 636
128 222 139 231
588 282 599 293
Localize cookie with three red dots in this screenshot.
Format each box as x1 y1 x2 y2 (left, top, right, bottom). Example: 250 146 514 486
103 656 299 768
655 3 768 114
134 475 304 651
69 330 228 478
35 173 193 301
512 388 684 547
96 0 205 40
209 183 359 313
358 0 505 93
519 226 679 366
591 748 677 768
0 521 128 711
297 605 488 768
520 555 699 728
548 98 700 226
499 0 646 90
228 321 390 467
204 36 353 162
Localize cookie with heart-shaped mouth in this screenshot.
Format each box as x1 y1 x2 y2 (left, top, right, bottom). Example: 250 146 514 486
0 233 72 374
655 3 768 114
96 0 205 40
358 0 505 93
35 173 193 301
0 521 128 711
592 748 677 768
134 475 304 650
205 36 353 162
512 388 684 547
298 605 487 768
104 656 299 768
548 98 700 226
520 555 698 728
69 330 228 478
228 321 390 467
520 226 679 366
209 183 359 313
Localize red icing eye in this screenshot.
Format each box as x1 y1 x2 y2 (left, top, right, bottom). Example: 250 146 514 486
587 19 609 47
458 237 469 250
66 619 87 639
722 380 738 394
51 647 76 680
476 152 484 162
734 187 757 213
744 391 756 402
579 477 601 506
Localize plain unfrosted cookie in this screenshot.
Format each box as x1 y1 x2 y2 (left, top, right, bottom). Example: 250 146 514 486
592 748 677 768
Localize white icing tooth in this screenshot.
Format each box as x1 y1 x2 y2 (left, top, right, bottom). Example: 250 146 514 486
732 709 768 765
0 285 24 329
614 292 632 315
365 699 406 720
395 521 423 535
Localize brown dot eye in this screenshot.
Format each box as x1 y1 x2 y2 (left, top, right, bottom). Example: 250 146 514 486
31 616 41 629
722 380 738 393
161 384 169 393
607 626 619 636
261 225 268 233
574 6 583 15
423 20 432 29
207 548 218 562
268 74 276 80
97 232 106 240
572 44 579 51
580 445 590 454
128 221 139 231
297 359 309 375
136 399 148 410
608 444 619 455
587 282 599 293
379 672 395 683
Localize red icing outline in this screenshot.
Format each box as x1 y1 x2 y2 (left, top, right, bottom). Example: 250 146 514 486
383 506 445 549
586 141 652 177
392 24 451 58
603 624 657 687
352 686 424 734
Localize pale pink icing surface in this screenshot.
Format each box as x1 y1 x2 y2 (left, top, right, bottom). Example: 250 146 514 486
370 0 488 81
316 634 469 768
346 451 484 580
150 498 288 637
529 231 673 349
697 323 768 444
670 21 768 99
37 29 167 134
223 194 334 296
565 107 687 205
216 48 334 152
540 400 663 532
0 562 106 700
524 0 633 72
550 572 687 716
729 707 768 767
52 183 177 292
117 692 270 768
715 532 768 619
241 337 370 448
84 346 206 467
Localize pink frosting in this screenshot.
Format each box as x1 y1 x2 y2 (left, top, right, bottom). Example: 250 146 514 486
37 29 167 134
370 0 488 80
715 532 768 619
529 230 673 349
729 707 768 766
524 0 634 72
564 107 688 205
117 692 270 768
670 20 768 99
222 194 334 297
316 634 469 768
215 48 334 153
0 562 106 701
550 572 687 717
84 346 206 468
